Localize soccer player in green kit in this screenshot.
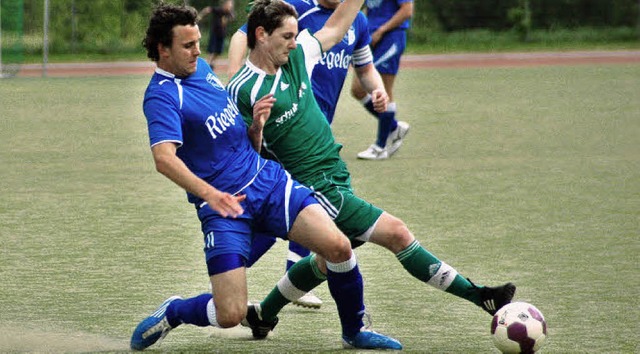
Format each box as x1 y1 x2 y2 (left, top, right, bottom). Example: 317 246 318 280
227 0 516 340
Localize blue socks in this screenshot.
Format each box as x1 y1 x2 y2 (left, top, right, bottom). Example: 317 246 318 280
362 95 398 148
326 254 365 338
166 293 213 328
376 110 396 148
364 97 377 116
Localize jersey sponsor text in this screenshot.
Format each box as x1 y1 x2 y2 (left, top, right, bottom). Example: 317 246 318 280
205 97 240 139
276 103 299 125
319 49 352 70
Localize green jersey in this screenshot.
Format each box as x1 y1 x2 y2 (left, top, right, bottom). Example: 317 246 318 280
228 30 383 240
227 30 342 182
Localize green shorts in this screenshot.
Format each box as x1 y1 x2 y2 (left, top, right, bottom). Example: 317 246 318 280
304 162 383 248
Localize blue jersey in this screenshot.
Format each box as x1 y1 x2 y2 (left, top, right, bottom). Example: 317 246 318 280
365 0 412 32
239 0 372 123
143 57 268 205
143 57 317 273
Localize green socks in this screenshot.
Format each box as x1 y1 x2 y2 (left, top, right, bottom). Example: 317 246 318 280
396 240 481 305
260 240 486 321
260 254 327 320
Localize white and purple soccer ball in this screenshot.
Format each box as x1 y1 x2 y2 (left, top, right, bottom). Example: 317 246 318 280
491 301 547 353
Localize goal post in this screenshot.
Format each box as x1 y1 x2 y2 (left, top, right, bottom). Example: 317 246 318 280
0 0 24 78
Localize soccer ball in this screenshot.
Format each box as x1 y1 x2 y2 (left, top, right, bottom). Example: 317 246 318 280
491 301 547 353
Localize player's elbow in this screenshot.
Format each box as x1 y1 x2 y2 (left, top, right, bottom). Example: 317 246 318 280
151 143 178 174
152 150 175 177
153 155 171 176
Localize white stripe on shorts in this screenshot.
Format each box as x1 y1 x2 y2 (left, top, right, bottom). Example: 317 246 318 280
284 170 293 232
373 43 399 68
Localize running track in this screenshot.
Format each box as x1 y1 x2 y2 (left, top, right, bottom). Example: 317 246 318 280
15 50 640 77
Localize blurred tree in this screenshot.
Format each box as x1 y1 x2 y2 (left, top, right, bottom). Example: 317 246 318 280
508 0 531 41
427 0 638 31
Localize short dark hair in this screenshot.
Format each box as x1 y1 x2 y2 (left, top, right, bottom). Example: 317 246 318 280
247 0 298 50
142 3 198 62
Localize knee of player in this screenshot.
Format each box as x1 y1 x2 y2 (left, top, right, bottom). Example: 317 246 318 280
215 305 246 328
384 216 414 251
323 234 353 263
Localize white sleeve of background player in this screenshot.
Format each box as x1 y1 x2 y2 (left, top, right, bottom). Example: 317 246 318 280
352 45 374 68
296 29 322 79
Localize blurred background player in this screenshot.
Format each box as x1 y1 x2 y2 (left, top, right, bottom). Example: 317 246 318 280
226 0 389 308
198 0 235 70
351 0 413 160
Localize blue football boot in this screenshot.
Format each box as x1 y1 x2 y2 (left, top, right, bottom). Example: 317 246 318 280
130 296 182 351
342 329 403 350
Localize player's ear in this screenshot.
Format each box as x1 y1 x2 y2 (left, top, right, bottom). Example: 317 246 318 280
255 26 267 43
158 43 171 59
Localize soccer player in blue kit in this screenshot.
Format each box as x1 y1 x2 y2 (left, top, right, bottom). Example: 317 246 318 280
226 0 391 308
130 2 401 351
351 0 413 160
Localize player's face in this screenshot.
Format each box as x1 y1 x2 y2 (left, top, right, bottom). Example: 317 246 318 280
159 24 201 77
266 16 298 67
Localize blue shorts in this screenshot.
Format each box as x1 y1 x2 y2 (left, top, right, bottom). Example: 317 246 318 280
196 162 317 275
372 29 407 75
245 160 383 267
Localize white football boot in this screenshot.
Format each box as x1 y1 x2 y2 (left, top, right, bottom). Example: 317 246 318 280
386 121 410 156
357 144 389 160
292 291 323 309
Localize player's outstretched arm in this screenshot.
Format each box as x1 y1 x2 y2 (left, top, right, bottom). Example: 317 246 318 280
354 63 388 112
227 30 248 80
314 0 364 52
152 142 245 218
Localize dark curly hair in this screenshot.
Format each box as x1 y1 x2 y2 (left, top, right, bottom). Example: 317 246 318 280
247 0 298 50
142 3 198 62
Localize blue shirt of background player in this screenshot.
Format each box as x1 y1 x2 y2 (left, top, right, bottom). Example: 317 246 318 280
366 0 412 32
238 0 371 124
143 57 264 206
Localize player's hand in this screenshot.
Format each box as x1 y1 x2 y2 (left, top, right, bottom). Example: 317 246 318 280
371 88 388 113
371 30 383 48
207 191 247 218
252 94 276 129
